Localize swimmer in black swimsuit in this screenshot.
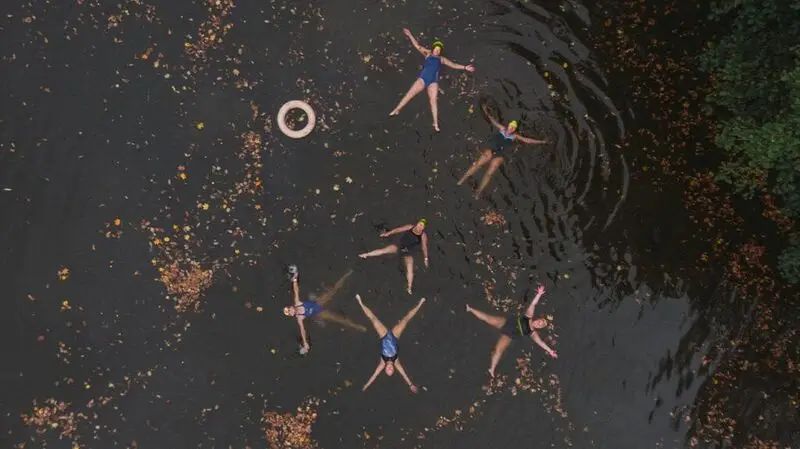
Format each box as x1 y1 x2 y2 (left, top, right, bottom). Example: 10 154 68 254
356 294 426 393
283 267 366 355
358 219 429 295
457 104 548 199
465 284 557 377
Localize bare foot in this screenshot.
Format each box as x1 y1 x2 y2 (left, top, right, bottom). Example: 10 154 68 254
389 110 399 116
358 253 368 259
419 297 426 305
433 124 440 132
355 294 363 304
488 368 495 378
465 304 472 312
406 286 412 295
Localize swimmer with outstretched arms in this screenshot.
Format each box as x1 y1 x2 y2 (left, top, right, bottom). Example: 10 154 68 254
457 104 548 198
465 284 557 377
283 266 366 355
356 294 426 393
358 219 429 295
389 28 475 132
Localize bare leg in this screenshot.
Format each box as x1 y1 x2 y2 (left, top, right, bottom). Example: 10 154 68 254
465 304 506 329
489 335 513 377
474 156 504 199
317 269 353 307
318 310 367 332
291 278 302 306
390 79 425 116
403 255 414 295
426 82 439 131
359 244 399 259
457 150 493 185
356 295 388 337
392 297 426 338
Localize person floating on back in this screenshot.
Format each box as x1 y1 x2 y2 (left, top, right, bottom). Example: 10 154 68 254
283 266 365 355
465 284 557 377
358 219 429 295
356 294 425 393
457 104 548 198
389 28 475 132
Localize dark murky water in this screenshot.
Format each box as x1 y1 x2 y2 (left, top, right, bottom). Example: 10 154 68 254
0 0 732 448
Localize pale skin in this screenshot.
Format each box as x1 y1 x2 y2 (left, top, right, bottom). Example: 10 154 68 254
457 104 548 199
284 270 366 354
465 285 557 377
357 294 426 393
389 28 475 132
358 221 429 294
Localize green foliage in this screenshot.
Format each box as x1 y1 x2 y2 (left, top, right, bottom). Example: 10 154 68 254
702 0 800 283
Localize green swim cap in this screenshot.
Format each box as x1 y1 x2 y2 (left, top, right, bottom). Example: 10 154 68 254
432 40 444 50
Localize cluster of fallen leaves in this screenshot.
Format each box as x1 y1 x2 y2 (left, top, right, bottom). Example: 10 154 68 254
184 0 236 66
480 209 506 227
262 397 322 449
21 399 85 441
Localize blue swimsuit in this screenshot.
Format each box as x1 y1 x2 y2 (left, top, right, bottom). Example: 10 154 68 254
297 300 322 318
491 129 517 156
380 331 399 362
419 55 441 87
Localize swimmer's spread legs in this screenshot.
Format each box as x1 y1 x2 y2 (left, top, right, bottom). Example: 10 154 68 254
426 83 439 131
359 244 399 259
392 297 426 338
457 150 493 186
316 269 354 307
475 157 504 199
465 304 511 377
390 79 425 116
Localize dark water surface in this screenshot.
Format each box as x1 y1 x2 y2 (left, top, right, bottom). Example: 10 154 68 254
1 0 722 448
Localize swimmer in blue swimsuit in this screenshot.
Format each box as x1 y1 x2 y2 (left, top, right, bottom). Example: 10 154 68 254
283 267 366 354
389 28 476 132
356 294 426 393
465 284 557 377
458 104 549 198
358 219 429 295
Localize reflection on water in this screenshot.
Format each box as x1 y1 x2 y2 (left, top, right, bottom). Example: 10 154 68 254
0 0 747 448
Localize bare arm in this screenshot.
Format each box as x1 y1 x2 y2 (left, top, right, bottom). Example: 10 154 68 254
403 28 430 56
532 332 557 358
291 279 302 306
394 360 418 393
481 105 504 132
362 361 385 391
297 316 310 350
380 224 414 237
516 134 548 145
441 56 475 72
421 232 429 267
524 285 545 318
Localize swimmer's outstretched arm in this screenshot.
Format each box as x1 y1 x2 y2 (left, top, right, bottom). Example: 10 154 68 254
441 57 475 72
291 277 303 306
362 361 385 391
481 105 505 132
394 360 418 393
532 332 558 359
524 285 546 318
380 224 413 238
403 28 430 56
421 233 429 267
516 134 548 145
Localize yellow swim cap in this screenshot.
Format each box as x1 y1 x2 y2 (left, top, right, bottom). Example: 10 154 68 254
508 120 519 129
432 40 444 50
418 218 427 225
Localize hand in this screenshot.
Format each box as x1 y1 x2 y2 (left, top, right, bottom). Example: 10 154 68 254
299 344 310 355
424 257 429 268
379 232 389 238
355 294 362 302
537 285 545 295
548 350 558 359
403 28 412 38
410 385 419 393
464 64 475 72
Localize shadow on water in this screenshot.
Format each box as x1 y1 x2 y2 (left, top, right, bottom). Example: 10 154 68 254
0 0 758 448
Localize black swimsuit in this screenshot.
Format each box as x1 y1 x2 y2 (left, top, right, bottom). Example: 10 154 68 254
398 229 422 253
500 314 532 339
491 130 516 156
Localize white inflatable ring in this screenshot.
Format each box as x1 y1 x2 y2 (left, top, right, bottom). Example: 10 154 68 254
277 100 316 139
